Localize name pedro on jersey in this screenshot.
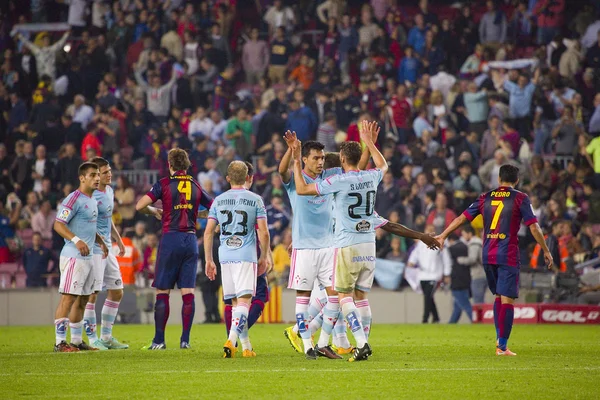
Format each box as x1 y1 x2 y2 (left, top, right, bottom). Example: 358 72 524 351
490 191 511 197
350 182 374 191
217 198 257 207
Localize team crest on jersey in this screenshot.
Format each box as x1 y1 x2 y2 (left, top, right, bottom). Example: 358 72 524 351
57 209 71 222
355 220 371 232
225 236 243 249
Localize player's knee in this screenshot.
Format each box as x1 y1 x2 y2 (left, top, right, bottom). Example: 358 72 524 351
107 289 123 302
79 295 90 307
354 289 367 300
296 290 311 298
88 293 98 304
180 288 194 296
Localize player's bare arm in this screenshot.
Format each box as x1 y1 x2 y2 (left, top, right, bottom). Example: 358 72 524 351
529 222 554 269
135 194 162 220
111 220 125 257
359 121 387 174
54 220 90 257
256 218 272 275
197 209 209 219
279 130 297 183
381 222 440 250
434 214 468 249
357 120 380 170
94 233 109 258
203 218 218 281
291 139 319 196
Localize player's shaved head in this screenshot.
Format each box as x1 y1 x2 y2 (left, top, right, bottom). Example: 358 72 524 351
168 148 191 172
339 141 362 167
78 162 99 176
499 164 519 185
227 161 248 185
324 152 341 169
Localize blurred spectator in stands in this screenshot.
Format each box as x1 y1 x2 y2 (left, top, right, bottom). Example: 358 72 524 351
262 172 289 208
398 46 420 85
80 122 102 160
31 200 55 241
383 236 406 262
141 232 158 285
552 105 584 156
39 177 58 209
500 119 521 157
198 228 221 323
286 100 317 142
408 224 451 324
30 145 53 193
480 116 503 162
22 231 57 287
447 232 471 323
264 0 295 36
60 114 84 152
116 230 143 287
533 0 565 45
66 94 95 130
135 66 177 124
427 192 457 236
456 224 485 304
20 191 40 229
0 144 12 197
479 0 507 47
268 27 293 84
452 162 482 211
115 175 136 228
242 27 269 85
316 112 337 152
226 107 253 160
10 140 32 199
0 196 21 263
272 227 292 286
56 143 81 190
463 82 488 137
16 31 70 81
266 194 290 246
408 14 426 55
376 171 402 219
8 91 27 134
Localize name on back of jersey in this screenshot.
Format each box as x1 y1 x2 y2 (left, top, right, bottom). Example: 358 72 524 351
490 191 511 197
350 181 375 191
217 198 257 207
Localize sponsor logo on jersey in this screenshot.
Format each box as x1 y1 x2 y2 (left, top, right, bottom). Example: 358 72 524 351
225 236 243 249
486 233 507 239
355 220 371 232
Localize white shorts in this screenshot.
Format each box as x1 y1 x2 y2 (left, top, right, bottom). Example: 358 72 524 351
92 252 124 292
333 242 376 293
221 261 257 300
59 256 95 296
288 248 335 291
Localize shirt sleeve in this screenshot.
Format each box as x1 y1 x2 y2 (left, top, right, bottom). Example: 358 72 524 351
462 194 484 221
282 171 294 191
55 195 78 224
256 197 267 220
373 212 389 229
207 203 218 221
315 174 341 196
371 169 384 186
519 194 538 226
199 189 214 209
146 181 162 203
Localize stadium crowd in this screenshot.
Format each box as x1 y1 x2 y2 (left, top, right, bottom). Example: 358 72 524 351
1 0 600 311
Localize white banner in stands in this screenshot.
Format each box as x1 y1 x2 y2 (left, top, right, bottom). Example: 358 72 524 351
10 23 70 36
487 58 538 70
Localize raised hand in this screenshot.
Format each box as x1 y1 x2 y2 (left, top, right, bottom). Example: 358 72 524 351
283 130 297 148
291 138 302 160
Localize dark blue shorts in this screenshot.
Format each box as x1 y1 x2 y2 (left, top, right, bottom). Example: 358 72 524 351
224 273 269 305
484 264 520 299
153 232 198 290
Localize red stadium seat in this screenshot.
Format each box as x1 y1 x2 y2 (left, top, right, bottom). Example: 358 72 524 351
14 272 27 288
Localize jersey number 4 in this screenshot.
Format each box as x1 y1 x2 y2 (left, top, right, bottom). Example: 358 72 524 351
490 200 504 230
348 190 376 219
220 210 248 236
177 181 192 201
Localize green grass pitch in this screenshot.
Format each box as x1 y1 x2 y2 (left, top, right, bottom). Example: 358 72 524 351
1 324 599 399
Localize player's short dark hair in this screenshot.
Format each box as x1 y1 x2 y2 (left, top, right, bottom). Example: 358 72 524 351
168 148 191 172
499 164 519 184
462 224 475 235
227 161 248 185
324 152 341 169
78 162 99 177
339 141 362 166
244 161 254 177
89 156 109 169
302 141 325 158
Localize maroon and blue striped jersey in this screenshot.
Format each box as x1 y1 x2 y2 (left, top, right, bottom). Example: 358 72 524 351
147 171 214 233
462 186 537 267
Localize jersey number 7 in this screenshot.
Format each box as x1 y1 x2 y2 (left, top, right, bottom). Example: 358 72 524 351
490 200 504 230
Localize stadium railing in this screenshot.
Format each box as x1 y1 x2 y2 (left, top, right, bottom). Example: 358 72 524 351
543 155 574 170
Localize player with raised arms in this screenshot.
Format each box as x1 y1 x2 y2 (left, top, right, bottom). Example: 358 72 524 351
136 148 214 350
81 157 129 350
53 162 109 352
434 164 554 356
204 161 272 358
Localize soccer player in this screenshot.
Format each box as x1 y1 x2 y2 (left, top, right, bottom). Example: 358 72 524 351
223 161 271 338
434 164 554 356
82 157 129 350
279 131 371 360
53 162 109 352
136 148 214 350
204 161 272 358
289 121 384 361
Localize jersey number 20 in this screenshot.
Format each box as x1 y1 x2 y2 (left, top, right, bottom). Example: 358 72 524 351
348 190 376 219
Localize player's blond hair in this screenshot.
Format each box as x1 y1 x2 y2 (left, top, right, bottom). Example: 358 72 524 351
168 148 191 172
227 161 248 185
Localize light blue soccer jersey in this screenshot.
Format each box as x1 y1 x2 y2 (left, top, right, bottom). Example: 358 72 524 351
208 188 267 263
372 212 389 229
283 167 342 249
93 185 114 255
315 169 384 248
55 190 99 259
